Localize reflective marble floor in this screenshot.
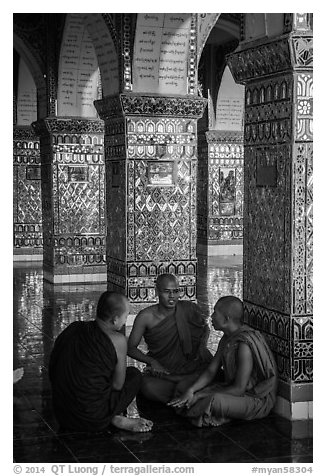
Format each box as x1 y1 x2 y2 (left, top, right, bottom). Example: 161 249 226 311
13 257 313 463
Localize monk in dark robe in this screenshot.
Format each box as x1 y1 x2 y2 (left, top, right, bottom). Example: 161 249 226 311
127 274 212 403
168 296 278 427
49 292 153 433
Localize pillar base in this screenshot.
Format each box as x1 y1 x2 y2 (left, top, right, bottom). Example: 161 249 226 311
274 380 313 422
274 396 313 421
197 241 243 257
43 267 107 284
14 249 43 261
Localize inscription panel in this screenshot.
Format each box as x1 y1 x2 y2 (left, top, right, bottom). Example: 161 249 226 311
57 14 100 117
133 14 191 94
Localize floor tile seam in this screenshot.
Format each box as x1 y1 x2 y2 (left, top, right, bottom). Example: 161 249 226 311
213 429 260 460
39 418 79 462
117 439 142 463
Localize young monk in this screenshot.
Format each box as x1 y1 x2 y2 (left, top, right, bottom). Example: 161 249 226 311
49 291 153 433
127 274 212 403
168 296 278 427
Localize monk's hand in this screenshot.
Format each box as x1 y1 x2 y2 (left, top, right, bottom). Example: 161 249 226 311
149 360 170 376
167 389 195 409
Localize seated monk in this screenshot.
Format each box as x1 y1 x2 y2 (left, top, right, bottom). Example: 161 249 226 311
168 296 278 427
49 291 153 433
127 273 212 403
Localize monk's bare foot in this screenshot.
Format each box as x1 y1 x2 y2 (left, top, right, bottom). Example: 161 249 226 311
111 415 153 432
139 417 153 429
210 417 230 427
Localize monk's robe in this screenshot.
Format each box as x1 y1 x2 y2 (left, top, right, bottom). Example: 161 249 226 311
181 325 278 427
49 320 140 432
144 300 212 375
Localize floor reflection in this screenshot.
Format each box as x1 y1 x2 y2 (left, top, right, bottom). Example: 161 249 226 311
13 256 243 365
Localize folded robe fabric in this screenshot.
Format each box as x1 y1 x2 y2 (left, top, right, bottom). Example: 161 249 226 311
183 325 278 427
144 300 212 375
49 320 119 432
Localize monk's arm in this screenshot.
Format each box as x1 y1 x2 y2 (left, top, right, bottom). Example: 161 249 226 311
127 314 153 364
127 314 161 367
127 314 169 374
217 342 253 396
111 333 127 391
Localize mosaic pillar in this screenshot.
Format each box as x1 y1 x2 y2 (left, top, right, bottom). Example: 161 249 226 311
228 20 313 419
13 126 43 260
32 118 106 284
197 130 244 256
95 94 207 312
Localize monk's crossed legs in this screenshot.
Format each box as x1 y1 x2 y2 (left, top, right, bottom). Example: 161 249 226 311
141 372 199 404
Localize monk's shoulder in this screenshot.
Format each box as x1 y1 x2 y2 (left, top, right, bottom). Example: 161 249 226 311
136 304 158 323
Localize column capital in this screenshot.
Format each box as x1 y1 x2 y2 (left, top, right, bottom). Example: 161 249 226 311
227 32 313 84
31 117 104 136
206 130 244 143
95 93 207 120
14 125 39 141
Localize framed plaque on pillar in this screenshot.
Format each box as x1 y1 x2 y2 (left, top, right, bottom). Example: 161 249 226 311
68 166 89 183
147 161 176 187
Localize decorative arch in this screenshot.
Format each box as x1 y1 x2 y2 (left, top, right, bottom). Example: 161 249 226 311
211 65 245 131
57 13 102 117
13 33 47 119
83 13 119 97
16 56 37 125
130 13 241 96
196 14 221 61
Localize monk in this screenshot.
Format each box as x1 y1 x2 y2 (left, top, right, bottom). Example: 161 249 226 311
127 274 212 403
168 296 278 427
49 291 153 433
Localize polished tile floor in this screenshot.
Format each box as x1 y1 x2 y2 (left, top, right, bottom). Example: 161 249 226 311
13 257 313 463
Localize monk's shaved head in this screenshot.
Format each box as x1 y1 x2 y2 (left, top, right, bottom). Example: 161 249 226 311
216 296 243 323
156 273 179 290
97 291 128 322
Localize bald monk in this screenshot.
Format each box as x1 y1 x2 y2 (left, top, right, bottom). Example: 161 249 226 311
127 274 212 403
168 296 278 427
49 291 153 433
